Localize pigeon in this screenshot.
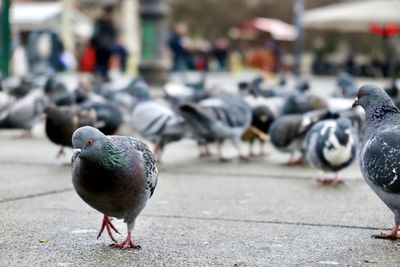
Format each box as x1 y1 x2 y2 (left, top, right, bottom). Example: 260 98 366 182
241 105 275 157
71 126 158 249
179 94 252 161
304 117 358 185
130 79 186 161
269 109 330 165
353 84 400 239
81 102 123 135
44 77 74 106
45 105 97 157
0 90 45 133
336 72 357 98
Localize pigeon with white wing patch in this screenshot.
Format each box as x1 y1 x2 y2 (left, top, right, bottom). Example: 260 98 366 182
304 117 357 185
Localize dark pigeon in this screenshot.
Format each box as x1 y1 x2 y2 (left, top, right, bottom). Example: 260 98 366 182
72 126 158 249
354 84 400 239
45 105 97 157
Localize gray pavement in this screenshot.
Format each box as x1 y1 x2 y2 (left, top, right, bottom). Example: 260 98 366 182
0 73 397 266
1 125 400 267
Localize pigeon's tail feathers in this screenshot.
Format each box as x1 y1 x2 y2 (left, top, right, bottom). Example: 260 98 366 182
179 102 214 124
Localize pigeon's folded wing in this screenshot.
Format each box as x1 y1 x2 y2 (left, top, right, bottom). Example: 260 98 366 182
363 127 400 193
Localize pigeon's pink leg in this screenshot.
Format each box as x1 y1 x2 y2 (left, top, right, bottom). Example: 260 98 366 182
97 216 120 243
372 224 399 240
317 173 344 185
111 231 141 250
218 143 230 162
331 173 344 185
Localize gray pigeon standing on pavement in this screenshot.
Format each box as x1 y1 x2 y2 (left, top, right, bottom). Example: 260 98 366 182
179 94 252 161
304 117 358 185
354 84 400 239
71 126 158 249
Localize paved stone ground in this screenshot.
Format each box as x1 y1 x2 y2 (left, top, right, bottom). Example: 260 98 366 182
1 75 399 266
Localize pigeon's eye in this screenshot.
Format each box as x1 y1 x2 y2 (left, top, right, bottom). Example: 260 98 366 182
359 91 366 97
87 138 93 145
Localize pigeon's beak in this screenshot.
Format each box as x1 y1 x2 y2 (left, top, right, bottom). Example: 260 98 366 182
71 148 81 163
352 98 359 108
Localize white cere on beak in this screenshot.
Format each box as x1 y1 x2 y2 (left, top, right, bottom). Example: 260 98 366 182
73 148 81 154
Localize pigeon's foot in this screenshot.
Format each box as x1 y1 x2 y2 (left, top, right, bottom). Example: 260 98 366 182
199 150 212 158
219 157 232 163
97 216 120 243
372 233 399 240
111 232 141 250
56 147 66 158
286 157 304 166
15 130 32 139
239 155 250 162
372 224 399 240
331 178 344 185
316 178 344 185
317 173 344 185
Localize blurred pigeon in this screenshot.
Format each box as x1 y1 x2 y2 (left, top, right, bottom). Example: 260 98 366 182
354 84 400 239
336 72 357 98
8 75 36 99
81 102 123 135
130 80 186 161
45 105 97 157
180 94 252 161
0 90 45 134
304 117 357 185
44 77 74 106
269 109 330 165
282 93 327 115
241 104 276 157
72 126 158 249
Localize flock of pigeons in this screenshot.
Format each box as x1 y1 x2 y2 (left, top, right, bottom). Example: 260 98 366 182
3 71 400 247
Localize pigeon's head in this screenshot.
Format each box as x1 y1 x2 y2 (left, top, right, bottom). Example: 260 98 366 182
72 126 105 162
352 84 395 110
336 117 352 131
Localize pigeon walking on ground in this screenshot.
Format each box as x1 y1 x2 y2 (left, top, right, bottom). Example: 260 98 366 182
130 80 186 161
269 109 330 165
354 84 400 239
180 94 252 161
304 117 357 185
71 126 158 249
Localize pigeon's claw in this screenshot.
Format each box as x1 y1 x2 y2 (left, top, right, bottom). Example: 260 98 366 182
97 216 120 243
372 224 399 240
111 232 141 250
372 233 400 240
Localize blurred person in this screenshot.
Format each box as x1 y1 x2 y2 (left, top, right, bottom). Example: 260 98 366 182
212 38 228 71
80 38 97 73
266 39 283 73
114 36 129 73
169 23 188 72
345 54 356 76
92 5 117 81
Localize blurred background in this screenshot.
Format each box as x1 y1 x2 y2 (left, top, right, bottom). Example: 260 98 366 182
1 0 400 163
1 0 400 81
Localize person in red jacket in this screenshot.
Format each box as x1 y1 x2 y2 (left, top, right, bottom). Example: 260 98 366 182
80 38 96 73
